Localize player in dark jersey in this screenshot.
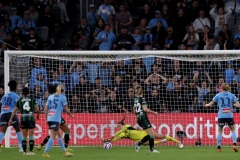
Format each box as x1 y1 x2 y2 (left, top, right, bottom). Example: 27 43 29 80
133 85 183 153
37 84 73 152
0 80 23 152
8 87 40 155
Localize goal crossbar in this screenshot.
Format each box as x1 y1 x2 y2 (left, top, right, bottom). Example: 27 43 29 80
5 50 240 56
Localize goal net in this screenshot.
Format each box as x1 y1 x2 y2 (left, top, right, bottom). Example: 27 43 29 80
3 50 240 147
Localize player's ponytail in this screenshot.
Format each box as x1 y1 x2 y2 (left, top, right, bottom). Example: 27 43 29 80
135 85 143 95
55 85 64 96
117 114 126 125
221 83 230 91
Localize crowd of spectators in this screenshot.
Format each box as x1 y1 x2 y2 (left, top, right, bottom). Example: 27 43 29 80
0 0 70 56
1 0 240 114
13 56 240 114
68 0 240 51
0 0 70 89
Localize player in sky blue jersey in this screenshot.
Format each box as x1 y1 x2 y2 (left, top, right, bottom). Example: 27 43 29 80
0 80 23 152
42 84 73 158
205 83 240 153
37 84 73 152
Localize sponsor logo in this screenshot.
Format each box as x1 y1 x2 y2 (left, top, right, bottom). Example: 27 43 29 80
2 106 10 110
48 111 56 116
222 108 231 113
6 113 240 146
218 123 225 126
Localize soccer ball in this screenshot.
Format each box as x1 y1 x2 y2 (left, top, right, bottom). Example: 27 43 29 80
103 142 112 149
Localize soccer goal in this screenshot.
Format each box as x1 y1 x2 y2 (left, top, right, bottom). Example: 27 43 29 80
3 50 240 148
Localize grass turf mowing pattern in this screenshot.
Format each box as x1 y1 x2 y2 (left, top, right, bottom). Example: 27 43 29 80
0 146 238 160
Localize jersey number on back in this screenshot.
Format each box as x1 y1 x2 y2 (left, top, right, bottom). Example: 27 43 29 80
220 97 230 107
23 101 30 111
49 99 59 109
3 97 12 106
134 102 142 113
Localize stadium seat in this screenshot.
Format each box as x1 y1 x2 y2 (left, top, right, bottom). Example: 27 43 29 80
36 26 49 42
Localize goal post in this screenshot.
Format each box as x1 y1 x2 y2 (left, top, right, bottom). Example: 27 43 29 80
3 50 240 148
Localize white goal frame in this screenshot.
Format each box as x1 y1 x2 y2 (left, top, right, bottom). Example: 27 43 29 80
3 50 240 148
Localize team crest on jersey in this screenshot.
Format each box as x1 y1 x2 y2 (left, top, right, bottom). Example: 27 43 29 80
2 106 10 110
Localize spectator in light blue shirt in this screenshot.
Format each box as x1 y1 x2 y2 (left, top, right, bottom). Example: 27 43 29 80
233 68 240 83
33 73 47 92
142 44 155 75
48 71 69 91
86 61 101 84
96 23 116 50
148 10 168 29
17 10 36 35
225 61 236 84
98 62 112 87
69 62 87 89
131 27 142 50
9 8 21 31
49 71 63 85
97 0 116 24
87 4 98 30
57 64 69 87
141 26 156 49
29 58 48 90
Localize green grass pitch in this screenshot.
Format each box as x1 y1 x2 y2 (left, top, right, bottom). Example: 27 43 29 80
0 146 239 160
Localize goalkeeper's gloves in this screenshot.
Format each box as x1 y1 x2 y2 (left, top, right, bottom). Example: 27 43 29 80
102 139 109 143
102 136 114 143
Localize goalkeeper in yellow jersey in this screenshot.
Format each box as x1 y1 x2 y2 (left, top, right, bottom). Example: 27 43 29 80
103 117 184 148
